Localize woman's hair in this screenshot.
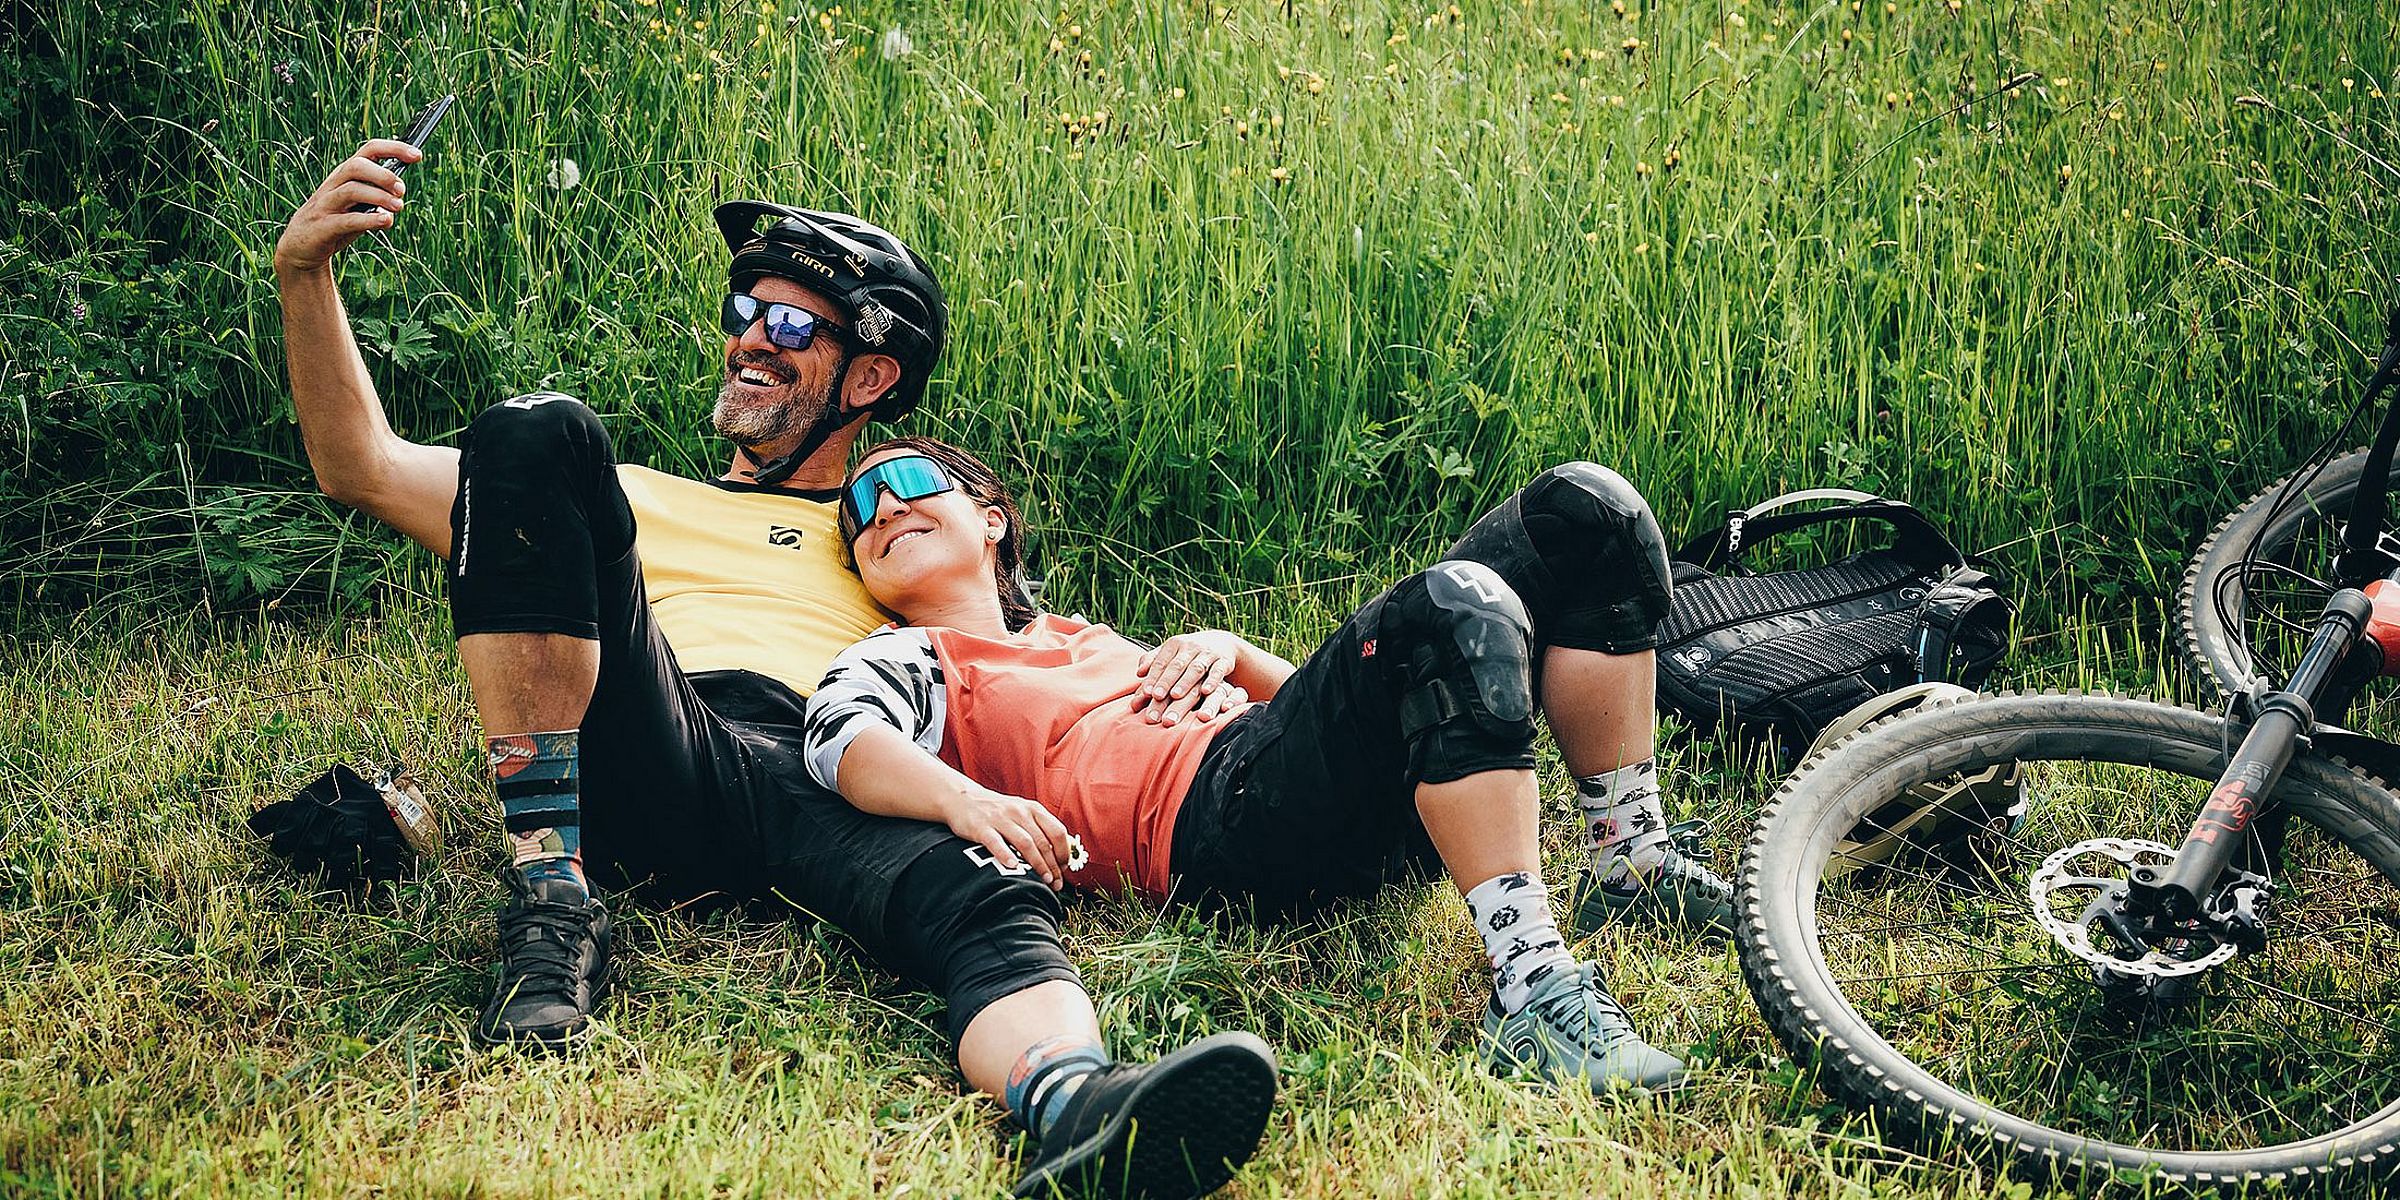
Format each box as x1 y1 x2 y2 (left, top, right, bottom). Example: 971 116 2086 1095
841 436 1039 631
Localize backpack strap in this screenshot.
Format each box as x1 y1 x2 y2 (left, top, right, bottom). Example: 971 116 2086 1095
1913 566 2013 683
1676 489 1967 572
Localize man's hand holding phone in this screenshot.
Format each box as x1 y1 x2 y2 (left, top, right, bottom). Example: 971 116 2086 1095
275 95 450 278
272 139 422 278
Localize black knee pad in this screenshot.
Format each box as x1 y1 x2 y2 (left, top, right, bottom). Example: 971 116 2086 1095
1385 560 1539 785
885 843 1083 1047
465 391 610 468
1516 462 1674 653
449 391 635 639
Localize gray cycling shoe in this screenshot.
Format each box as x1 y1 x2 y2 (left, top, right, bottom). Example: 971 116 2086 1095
1571 822 1737 940
1482 962 1686 1092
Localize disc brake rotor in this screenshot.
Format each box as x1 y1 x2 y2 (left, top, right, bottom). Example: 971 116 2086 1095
2028 837 2239 979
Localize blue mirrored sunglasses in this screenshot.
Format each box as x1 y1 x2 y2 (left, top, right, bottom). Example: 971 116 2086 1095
720 292 848 351
843 454 958 536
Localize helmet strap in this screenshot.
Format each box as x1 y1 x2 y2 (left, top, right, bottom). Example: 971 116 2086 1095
740 351 865 488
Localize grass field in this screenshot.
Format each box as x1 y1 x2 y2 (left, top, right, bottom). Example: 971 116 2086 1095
5 0 2398 1195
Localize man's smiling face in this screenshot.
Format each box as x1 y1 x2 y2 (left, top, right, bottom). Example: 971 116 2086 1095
709 275 850 450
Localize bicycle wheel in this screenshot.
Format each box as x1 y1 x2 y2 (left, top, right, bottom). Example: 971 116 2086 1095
1739 691 2400 1188
2181 446 2400 702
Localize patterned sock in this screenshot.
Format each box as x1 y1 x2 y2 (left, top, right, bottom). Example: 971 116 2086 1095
1579 761 1670 888
1463 871 1576 1015
489 729 585 895
1003 1034 1111 1137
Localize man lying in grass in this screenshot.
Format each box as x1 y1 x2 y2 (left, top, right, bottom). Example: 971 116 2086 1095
274 142 1274 1200
804 437 1736 1093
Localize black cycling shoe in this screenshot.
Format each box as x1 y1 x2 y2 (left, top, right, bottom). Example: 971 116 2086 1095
1011 1031 1278 1200
471 872 612 1050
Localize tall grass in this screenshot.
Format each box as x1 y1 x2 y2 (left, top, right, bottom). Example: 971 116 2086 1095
7 0 2393 675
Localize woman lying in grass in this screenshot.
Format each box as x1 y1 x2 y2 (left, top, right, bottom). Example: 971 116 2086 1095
801 437 1730 1091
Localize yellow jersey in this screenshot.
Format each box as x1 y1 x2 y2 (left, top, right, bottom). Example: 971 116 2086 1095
616 464 891 696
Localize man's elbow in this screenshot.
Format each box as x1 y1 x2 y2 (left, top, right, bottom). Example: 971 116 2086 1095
313 469 368 510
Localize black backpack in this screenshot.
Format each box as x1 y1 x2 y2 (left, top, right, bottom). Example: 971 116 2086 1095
1654 489 2013 755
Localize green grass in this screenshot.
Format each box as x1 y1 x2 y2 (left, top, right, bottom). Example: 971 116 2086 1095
5 0 2398 1195
1 605 2062 1198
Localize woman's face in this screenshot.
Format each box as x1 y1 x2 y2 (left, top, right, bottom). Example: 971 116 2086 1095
846 448 1005 616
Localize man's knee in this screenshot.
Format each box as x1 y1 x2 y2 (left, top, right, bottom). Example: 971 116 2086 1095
887 844 1082 1047
448 390 633 634
1389 561 1539 784
1519 462 1674 652
465 392 611 471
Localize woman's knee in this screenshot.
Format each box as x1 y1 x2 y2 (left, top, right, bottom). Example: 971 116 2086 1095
1388 561 1540 784
1518 461 1674 651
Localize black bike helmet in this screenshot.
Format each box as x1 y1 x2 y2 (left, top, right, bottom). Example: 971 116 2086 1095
713 200 946 420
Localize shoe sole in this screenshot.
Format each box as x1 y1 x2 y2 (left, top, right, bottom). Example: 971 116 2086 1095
1012 1031 1278 1200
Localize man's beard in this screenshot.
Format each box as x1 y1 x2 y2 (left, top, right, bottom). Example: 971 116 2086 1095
711 356 834 450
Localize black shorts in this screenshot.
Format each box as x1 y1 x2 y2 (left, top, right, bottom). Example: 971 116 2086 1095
1168 587 1446 914
1169 469 1661 913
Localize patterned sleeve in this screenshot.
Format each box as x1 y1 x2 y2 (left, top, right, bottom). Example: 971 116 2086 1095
802 627 947 792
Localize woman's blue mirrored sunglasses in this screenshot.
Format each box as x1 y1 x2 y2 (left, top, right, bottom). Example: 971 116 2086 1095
720 292 848 351
844 454 958 536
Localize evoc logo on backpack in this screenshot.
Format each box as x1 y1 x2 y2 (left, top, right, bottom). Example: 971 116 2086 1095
766 525 805 549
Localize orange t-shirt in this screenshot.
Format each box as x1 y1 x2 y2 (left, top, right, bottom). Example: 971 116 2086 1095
924 615 1250 898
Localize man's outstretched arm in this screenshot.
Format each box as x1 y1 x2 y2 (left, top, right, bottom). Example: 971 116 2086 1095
274 138 461 557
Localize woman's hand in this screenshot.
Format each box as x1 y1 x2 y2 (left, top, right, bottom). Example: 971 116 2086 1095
1134 630 1251 726
941 785 1077 889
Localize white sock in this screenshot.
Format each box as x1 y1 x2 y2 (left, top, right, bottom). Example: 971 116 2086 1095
1463 872 1576 1015
1578 761 1671 887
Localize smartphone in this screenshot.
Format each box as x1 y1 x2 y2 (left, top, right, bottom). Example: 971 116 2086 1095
352 93 454 211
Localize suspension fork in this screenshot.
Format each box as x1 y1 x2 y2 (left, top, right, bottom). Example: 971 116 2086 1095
2144 590 2375 921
